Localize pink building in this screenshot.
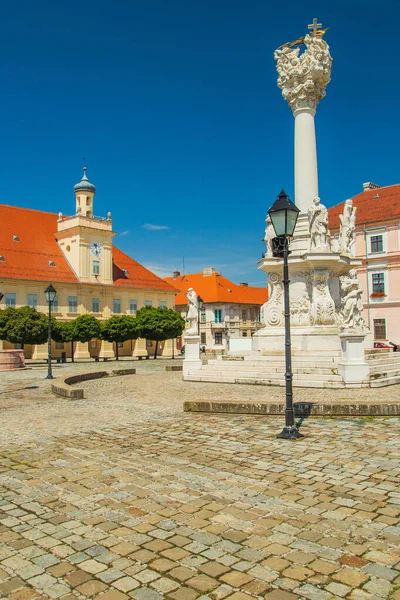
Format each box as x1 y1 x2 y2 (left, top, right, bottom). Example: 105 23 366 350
329 182 400 343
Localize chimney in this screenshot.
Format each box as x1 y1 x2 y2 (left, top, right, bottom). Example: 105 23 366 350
203 267 216 277
240 282 248 287
363 182 380 192
173 270 180 279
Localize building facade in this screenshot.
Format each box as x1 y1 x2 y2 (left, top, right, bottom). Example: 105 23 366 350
0 169 177 359
165 268 267 353
329 182 400 343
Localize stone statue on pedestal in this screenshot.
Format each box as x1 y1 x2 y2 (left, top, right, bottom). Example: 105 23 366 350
185 288 198 336
307 197 331 251
339 199 357 254
339 269 364 329
264 216 275 256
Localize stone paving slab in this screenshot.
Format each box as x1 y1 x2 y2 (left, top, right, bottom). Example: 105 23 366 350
0 362 399 598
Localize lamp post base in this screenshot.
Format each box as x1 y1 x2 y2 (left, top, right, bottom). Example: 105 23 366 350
46 374 54 380
277 426 304 440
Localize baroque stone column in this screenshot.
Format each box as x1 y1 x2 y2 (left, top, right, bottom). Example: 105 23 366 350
274 29 332 213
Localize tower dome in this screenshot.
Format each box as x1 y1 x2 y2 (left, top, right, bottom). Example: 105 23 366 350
74 167 96 194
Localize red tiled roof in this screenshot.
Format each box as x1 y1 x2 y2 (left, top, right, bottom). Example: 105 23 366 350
164 272 268 306
0 204 176 292
329 184 400 229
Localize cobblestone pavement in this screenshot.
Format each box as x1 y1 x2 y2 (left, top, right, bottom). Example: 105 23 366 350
0 361 399 599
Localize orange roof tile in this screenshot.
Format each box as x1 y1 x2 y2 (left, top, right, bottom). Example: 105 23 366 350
164 272 268 306
0 204 176 292
329 184 400 230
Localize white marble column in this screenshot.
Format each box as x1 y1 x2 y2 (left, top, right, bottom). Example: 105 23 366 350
294 107 318 213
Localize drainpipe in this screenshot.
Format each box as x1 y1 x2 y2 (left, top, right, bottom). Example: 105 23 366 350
363 225 371 329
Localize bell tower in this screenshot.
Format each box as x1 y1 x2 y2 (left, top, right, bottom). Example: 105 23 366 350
74 167 96 217
57 168 115 284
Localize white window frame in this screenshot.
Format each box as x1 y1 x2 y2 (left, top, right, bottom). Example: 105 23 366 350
145 300 152 307
373 318 387 340
129 300 137 315
365 227 387 258
27 294 38 309
368 264 388 302
5 293 16 308
92 298 100 313
92 260 100 275
68 295 78 313
113 299 122 314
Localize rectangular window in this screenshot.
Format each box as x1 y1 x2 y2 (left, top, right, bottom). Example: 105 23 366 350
214 332 223 345
130 300 137 315
214 309 222 323
242 331 248 337
93 260 100 275
370 235 383 253
145 300 152 306
373 318 386 340
68 296 78 313
92 298 100 313
241 309 247 321
159 301 166 308
52 295 59 312
113 299 121 314
55 342 64 350
201 309 206 323
5 293 16 308
201 332 206 345
27 294 37 309
372 273 385 294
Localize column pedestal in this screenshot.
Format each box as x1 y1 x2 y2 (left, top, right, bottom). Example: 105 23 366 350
338 331 370 386
161 339 174 358
73 341 90 360
132 338 147 357
99 340 115 359
183 335 202 377
32 343 48 360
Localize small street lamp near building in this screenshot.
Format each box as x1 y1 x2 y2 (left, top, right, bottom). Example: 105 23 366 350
197 295 204 336
44 283 57 380
268 190 301 440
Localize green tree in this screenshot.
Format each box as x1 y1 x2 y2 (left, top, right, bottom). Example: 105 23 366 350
72 314 102 343
135 306 185 359
101 315 138 360
0 307 16 340
52 320 75 361
3 306 48 347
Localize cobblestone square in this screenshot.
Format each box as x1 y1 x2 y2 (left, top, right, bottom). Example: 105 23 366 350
0 360 399 599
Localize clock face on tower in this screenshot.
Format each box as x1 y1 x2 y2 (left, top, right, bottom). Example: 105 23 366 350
90 242 102 257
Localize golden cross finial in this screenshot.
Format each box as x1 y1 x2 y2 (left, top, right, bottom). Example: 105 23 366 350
308 17 322 36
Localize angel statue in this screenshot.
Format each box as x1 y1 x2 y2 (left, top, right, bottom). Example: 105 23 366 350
185 288 199 336
264 215 275 256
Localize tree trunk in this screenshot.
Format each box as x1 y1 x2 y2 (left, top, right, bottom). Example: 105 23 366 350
71 341 74 362
115 342 119 360
154 341 158 359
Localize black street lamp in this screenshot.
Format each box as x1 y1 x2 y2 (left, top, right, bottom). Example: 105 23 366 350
44 283 57 379
197 295 204 337
268 190 302 440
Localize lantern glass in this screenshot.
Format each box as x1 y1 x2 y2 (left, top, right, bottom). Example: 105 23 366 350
44 284 57 304
268 190 300 238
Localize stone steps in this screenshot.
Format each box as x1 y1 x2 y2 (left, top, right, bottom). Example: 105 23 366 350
186 372 346 388
188 368 343 382
370 374 400 387
204 364 339 375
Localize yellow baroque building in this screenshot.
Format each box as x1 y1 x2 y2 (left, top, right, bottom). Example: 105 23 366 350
0 169 177 360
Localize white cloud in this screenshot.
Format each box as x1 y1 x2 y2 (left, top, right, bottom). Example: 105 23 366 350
119 230 130 236
143 223 170 231
144 264 173 278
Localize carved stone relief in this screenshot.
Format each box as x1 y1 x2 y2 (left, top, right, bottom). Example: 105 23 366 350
274 34 332 112
260 273 284 327
311 269 336 325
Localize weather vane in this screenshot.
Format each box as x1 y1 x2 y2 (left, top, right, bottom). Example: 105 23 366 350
278 17 329 50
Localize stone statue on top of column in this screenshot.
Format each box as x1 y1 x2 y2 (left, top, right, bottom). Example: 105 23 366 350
274 19 332 113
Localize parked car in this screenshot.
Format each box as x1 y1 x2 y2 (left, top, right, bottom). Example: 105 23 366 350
374 341 398 351
180 345 185 356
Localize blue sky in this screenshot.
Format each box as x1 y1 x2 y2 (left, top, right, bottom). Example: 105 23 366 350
2 0 399 286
